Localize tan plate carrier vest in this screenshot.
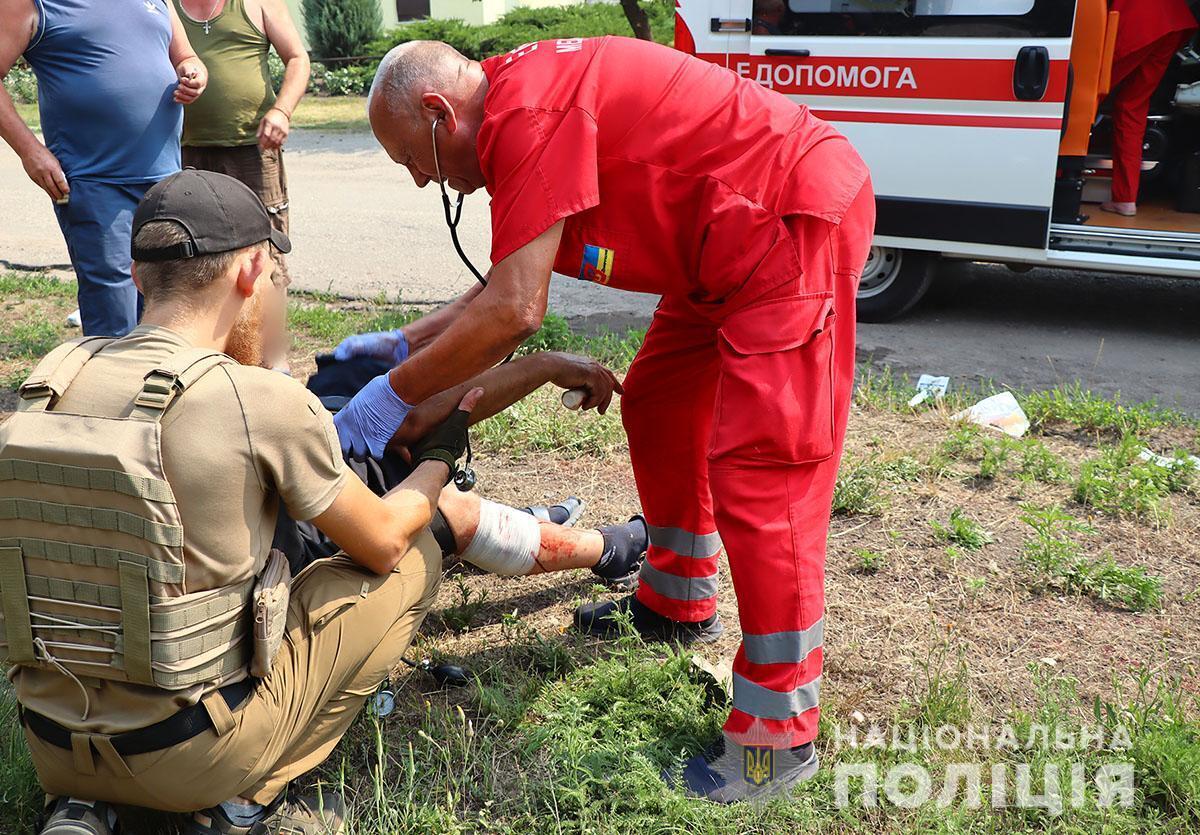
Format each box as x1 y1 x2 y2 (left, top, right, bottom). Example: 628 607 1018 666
0 337 255 701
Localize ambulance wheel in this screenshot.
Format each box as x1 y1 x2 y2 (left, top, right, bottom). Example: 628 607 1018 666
856 247 934 323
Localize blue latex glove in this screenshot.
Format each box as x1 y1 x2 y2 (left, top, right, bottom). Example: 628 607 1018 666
333 372 414 460
333 329 410 365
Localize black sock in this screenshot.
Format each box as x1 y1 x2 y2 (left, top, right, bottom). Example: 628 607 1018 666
595 516 648 579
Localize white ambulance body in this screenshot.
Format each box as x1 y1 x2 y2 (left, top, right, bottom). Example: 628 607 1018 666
674 0 1200 320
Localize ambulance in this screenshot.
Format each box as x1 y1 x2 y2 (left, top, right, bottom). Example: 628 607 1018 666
673 0 1200 320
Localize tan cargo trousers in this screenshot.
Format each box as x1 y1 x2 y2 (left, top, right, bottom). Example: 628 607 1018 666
25 530 441 812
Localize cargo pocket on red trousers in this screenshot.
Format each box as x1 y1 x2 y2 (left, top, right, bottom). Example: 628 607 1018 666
709 292 836 465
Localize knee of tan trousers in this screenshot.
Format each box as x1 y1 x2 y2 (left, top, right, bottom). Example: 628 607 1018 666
236 531 444 805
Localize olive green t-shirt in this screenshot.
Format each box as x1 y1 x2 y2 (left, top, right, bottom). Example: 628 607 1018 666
11 325 348 733
176 0 276 147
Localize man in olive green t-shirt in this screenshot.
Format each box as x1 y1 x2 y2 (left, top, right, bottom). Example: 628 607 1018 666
173 0 309 368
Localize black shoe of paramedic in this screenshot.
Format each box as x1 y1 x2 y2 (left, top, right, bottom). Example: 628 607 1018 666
573 593 723 644
665 734 819 804
39 797 119 835
590 514 648 592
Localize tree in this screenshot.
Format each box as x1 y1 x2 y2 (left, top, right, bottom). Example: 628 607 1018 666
302 0 382 60
619 0 653 40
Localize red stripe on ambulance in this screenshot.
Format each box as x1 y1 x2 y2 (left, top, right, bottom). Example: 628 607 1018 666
697 53 1068 103
812 109 1062 131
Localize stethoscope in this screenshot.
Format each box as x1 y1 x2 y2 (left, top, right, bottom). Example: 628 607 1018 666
430 115 487 491
432 116 487 287
428 115 587 490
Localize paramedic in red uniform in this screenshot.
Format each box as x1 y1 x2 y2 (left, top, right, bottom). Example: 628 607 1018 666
1101 0 1197 216
337 36 873 802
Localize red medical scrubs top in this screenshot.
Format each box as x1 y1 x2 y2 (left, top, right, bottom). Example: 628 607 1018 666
1110 0 1197 57
477 36 869 307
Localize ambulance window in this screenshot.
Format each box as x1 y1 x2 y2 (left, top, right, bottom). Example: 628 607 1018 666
753 0 1070 37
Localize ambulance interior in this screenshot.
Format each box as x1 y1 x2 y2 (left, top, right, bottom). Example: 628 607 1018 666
1055 0 1200 252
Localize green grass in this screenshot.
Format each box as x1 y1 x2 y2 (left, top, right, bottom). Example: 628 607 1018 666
930 509 993 551
855 369 1197 438
0 272 73 299
853 548 885 575
1019 505 1163 612
292 96 369 132
1024 384 1196 435
833 456 926 517
309 640 1199 834
0 682 41 832
1073 435 1195 524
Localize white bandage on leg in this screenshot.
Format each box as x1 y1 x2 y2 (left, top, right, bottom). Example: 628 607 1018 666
458 500 540 576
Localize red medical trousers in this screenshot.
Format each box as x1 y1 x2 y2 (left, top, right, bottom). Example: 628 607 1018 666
1108 31 1191 203
621 182 875 749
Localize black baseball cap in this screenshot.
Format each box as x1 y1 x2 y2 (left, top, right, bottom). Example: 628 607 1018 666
131 169 292 262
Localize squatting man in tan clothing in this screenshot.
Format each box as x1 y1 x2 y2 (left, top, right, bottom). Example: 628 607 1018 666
2 171 648 835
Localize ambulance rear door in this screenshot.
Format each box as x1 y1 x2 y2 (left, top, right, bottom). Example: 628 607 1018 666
692 1 1076 261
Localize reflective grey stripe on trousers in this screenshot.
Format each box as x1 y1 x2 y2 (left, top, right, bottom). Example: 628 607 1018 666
639 561 719 601
742 619 824 665
647 524 722 559
733 673 821 721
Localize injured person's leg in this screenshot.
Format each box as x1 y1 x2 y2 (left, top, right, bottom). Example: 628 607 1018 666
434 485 646 590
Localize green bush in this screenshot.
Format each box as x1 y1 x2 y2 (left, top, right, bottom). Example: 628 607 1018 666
2 61 37 104
366 0 674 62
320 63 375 96
303 0 381 60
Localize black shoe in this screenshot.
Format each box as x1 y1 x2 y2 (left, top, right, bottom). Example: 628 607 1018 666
573 594 723 644
39 798 119 834
666 734 819 804
591 515 647 592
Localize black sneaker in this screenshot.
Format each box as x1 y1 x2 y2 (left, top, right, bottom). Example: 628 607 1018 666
666 734 819 804
573 594 723 644
591 515 647 592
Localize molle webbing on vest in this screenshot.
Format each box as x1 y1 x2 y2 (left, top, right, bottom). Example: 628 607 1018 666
0 498 184 547
0 342 255 693
0 459 176 503
0 538 184 584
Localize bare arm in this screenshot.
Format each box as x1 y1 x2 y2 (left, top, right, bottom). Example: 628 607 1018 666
0 0 68 201
166 2 207 104
391 351 621 450
312 387 482 573
402 283 484 355
309 459 449 574
390 220 563 404
257 0 309 150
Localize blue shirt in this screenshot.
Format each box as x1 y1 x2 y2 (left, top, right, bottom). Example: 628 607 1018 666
24 0 183 183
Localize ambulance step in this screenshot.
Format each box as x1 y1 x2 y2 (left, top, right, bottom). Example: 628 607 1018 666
1049 223 1200 262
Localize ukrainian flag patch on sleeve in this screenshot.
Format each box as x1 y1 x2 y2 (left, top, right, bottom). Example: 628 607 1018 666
578 244 615 285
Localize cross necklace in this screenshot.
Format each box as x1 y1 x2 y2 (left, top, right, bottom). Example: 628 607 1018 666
200 0 221 33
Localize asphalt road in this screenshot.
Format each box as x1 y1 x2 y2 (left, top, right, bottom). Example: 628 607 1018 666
3 128 1198 413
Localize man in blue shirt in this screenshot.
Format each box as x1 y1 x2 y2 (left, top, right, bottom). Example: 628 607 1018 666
0 0 208 336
